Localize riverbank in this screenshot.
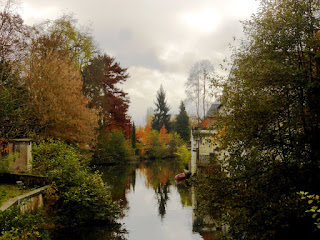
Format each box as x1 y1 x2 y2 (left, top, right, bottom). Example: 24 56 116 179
0 140 120 239
0 184 30 206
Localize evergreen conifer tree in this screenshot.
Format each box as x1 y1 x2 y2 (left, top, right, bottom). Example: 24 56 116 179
131 122 136 149
152 85 171 131
175 101 190 141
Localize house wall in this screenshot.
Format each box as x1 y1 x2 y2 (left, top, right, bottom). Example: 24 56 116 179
190 128 218 174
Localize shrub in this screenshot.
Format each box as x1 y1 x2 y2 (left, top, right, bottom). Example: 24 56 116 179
93 129 132 164
32 139 119 227
176 145 191 168
0 153 18 173
0 206 52 240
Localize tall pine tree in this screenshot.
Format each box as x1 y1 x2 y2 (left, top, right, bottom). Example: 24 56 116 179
131 122 136 149
175 101 190 141
152 85 171 131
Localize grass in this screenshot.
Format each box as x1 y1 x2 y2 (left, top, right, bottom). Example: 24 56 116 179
0 184 31 206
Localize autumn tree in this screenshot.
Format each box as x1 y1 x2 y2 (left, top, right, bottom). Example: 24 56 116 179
145 107 153 126
0 0 34 62
25 35 98 147
47 14 95 71
82 54 131 137
174 101 190 141
152 85 171 131
185 60 214 126
159 125 171 146
0 60 30 153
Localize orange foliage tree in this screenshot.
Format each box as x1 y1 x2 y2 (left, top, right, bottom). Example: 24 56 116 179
135 123 182 159
136 123 152 158
25 36 98 148
159 125 172 146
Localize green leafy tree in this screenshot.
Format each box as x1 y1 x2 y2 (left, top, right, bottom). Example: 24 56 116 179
0 60 29 143
48 14 96 71
195 0 320 239
175 101 190 141
152 85 171 131
93 129 131 164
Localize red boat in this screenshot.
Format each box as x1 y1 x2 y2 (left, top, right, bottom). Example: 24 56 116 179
175 173 186 180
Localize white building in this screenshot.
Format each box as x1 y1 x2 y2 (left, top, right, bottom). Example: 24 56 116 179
190 103 224 175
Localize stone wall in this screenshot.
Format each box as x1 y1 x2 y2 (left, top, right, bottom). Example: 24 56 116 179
8 139 32 173
0 173 48 187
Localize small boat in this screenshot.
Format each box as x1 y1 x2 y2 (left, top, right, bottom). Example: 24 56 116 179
175 173 186 180
183 169 192 178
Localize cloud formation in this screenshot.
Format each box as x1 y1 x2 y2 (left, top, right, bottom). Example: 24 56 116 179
20 0 259 125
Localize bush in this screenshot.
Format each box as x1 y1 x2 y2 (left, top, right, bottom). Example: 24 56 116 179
176 145 191 168
32 140 119 227
0 206 52 240
167 132 184 156
0 153 18 173
147 130 166 159
93 129 132 164
136 128 185 159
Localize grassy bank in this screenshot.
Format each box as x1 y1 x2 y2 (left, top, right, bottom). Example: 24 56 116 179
0 184 30 206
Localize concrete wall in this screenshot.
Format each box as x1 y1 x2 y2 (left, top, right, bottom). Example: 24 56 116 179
8 139 32 173
0 185 50 213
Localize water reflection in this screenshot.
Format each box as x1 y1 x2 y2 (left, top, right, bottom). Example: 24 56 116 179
76 160 224 240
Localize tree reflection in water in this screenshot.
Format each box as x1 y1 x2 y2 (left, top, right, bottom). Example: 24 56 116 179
156 180 170 219
97 164 137 209
139 159 184 218
82 159 224 240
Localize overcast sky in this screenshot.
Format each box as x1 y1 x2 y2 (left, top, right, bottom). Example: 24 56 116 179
18 0 260 126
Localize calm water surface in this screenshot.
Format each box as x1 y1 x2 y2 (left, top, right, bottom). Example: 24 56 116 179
57 160 223 240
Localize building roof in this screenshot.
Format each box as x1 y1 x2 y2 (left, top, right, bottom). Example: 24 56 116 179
199 102 222 127
206 102 222 117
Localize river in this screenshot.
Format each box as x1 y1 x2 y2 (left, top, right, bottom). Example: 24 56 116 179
56 159 225 240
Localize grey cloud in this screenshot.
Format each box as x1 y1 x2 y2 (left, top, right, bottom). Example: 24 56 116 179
20 0 259 125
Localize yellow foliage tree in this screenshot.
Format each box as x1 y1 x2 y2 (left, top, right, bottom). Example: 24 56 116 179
25 39 98 148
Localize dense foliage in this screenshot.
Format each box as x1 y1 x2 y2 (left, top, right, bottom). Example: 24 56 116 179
194 0 320 239
0 60 30 149
0 2 132 151
175 145 191 168
131 122 136 149
48 14 95 71
0 207 53 240
136 124 183 159
32 140 119 227
25 35 98 147
82 54 131 137
93 129 133 164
